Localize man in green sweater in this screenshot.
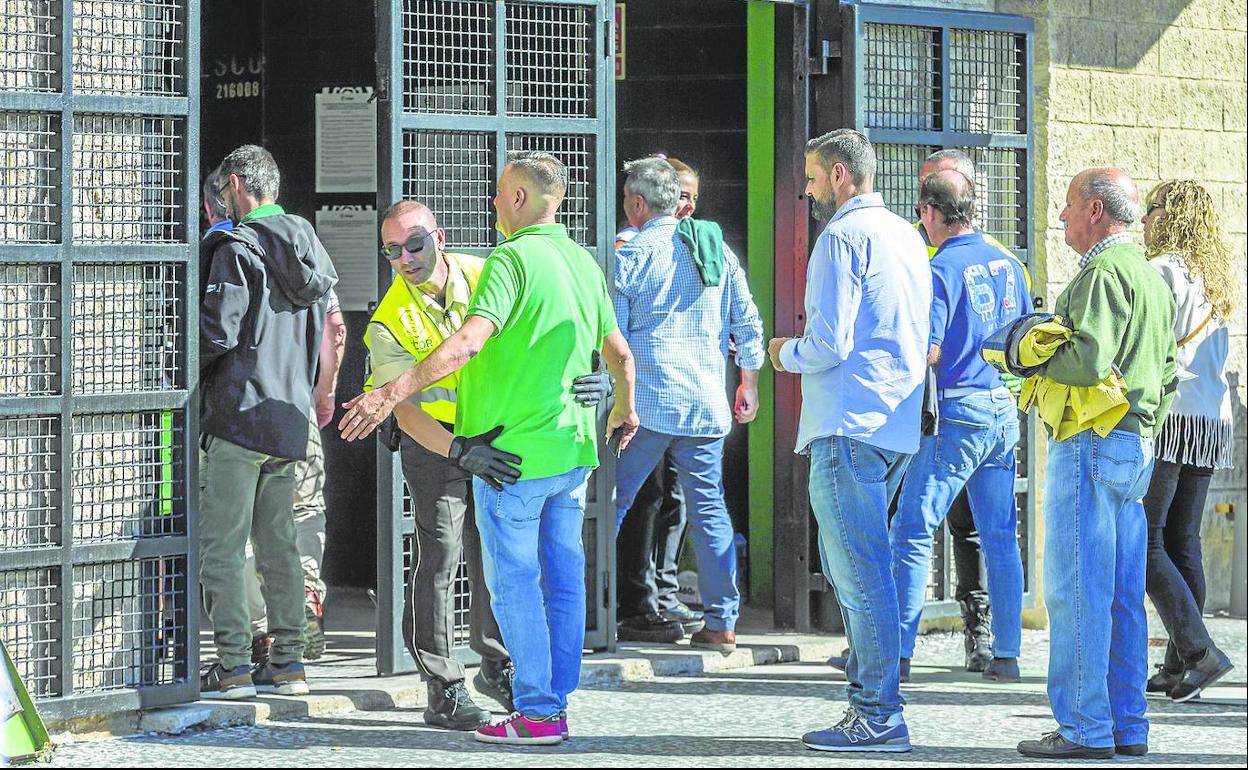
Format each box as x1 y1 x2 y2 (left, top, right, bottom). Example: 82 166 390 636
1018 168 1177 760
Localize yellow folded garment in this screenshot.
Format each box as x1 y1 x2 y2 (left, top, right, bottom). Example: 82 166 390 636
1015 320 1131 440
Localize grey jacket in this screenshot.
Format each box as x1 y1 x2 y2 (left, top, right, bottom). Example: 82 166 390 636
199 213 338 459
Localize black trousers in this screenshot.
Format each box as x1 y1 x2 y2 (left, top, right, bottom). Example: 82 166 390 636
399 433 508 683
1144 459 1216 669
616 451 687 619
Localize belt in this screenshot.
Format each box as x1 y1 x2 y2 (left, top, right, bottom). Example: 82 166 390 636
940 386 1011 400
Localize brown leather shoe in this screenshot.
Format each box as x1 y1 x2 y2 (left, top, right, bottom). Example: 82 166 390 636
690 628 736 653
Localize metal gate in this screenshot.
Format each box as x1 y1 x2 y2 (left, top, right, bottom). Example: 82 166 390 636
1 0 200 719
373 0 617 674
775 0 1036 630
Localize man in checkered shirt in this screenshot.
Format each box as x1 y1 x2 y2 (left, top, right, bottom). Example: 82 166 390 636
611 157 765 654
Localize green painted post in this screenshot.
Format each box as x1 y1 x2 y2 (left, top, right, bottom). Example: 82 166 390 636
746 0 776 609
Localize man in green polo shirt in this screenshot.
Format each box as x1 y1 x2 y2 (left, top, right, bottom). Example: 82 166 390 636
340 151 639 746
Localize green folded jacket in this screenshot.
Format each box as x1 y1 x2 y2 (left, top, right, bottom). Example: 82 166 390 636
676 217 725 287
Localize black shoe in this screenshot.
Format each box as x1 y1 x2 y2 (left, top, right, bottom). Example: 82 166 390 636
616 612 684 643
1146 663 1182 696
424 679 491 731
982 657 1021 683
473 660 515 712
959 597 992 673
1170 647 1234 703
660 603 705 635
1017 731 1114 759
200 662 256 700
1116 744 1148 756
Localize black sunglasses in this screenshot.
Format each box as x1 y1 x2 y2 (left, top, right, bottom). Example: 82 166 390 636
380 230 435 260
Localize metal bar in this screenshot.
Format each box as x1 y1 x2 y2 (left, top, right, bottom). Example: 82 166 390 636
54 244 192 263
183 0 202 691
0 397 63 417
68 95 190 117
397 112 599 135
69 537 193 565
34 680 198 723
863 129 1028 149
595 0 616 653
0 92 67 112
851 3 1033 34
0 246 66 263
58 0 76 702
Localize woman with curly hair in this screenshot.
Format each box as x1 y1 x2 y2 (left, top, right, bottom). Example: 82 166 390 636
1141 180 1238 703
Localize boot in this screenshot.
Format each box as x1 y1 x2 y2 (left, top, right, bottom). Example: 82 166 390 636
959 596 992 673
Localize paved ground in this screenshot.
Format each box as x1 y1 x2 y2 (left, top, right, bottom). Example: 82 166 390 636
45 615 1247 767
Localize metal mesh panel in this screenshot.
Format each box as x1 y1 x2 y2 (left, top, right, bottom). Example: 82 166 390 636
71 411 184 543
0 263 60 397
71 263 182 394
950 29 1024 135
72 0 185 96
967 147 1026 251
864 23 940 131
0 416 60 551
505 133 595 247
71 556 188 691
402 129 495 248
72 114 184 243
0 111 60 244
583 517 597 632
0 0 58 93
403 0 494 114
0 567 61 697
505 1 594 118
874 144 933 222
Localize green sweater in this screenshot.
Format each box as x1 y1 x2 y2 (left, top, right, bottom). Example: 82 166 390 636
1044 242 1178 438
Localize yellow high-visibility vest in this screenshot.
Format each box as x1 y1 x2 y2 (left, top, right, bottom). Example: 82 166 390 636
365 252 484 424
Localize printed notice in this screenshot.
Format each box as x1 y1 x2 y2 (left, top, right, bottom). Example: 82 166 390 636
315 88 377 193
315 206 379 312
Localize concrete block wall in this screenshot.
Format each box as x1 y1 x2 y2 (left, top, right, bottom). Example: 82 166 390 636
998 0 1248 611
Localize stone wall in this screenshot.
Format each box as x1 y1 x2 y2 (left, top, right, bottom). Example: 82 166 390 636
999 0 1248 611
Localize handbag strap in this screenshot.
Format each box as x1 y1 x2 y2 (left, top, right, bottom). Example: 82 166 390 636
1178 311 1214 348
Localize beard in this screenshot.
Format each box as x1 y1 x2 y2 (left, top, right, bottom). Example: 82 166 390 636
809 193 837 222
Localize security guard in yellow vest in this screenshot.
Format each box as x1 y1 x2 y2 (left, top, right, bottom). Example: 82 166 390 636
363 201 505 730
364 201 613 731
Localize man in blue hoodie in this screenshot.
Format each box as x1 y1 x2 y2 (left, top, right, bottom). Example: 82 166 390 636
198 145 338 700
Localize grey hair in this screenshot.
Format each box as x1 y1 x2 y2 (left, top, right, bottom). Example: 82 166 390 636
919 170 976 228
924 148 975 179
506 150 568 197
217 144 280 201
201 170 227 219
1079 169 1140 224
805 129 876 186
622 157 680 215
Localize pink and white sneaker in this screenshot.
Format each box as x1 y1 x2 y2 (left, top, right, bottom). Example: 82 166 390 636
473 712 564 746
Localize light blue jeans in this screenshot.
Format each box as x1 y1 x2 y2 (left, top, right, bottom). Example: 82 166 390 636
891 389 1024 659
474 466 592 718
809 435 912 719
614 427 738 631
1045 429 1154 749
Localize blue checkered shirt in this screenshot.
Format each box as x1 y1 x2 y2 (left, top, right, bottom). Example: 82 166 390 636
615 216 766 438
1080 232 1135 268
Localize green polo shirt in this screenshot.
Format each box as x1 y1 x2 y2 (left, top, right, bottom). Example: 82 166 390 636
456 223 616 479
240 203 285 222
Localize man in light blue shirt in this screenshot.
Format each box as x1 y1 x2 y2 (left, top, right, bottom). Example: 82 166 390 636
613 157 765 654
769 129 930 753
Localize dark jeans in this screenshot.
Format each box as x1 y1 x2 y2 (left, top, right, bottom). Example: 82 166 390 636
399 433 508 684
1144 459 1216 669
616 451 686 619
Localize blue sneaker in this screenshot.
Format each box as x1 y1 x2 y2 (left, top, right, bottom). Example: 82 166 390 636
802 709 912 752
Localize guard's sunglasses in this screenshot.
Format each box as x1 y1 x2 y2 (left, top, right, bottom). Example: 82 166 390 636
380 230 435 260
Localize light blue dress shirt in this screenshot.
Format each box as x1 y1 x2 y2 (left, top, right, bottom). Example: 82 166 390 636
779 193 932 455
615 216 766 438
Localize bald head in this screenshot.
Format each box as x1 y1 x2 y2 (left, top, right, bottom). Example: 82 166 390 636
494 151 567 236
920 148 975 183
1061 167 1140 255
1074 167 1140 225
381 200 438 231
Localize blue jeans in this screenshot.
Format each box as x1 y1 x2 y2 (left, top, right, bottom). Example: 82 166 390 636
474 466 592 718
809 435 911 720
891 389 1024 658
1045 430 1154 749
614 427 738 631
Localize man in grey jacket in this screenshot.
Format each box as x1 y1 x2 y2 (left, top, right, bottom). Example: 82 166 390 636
199 145 338 699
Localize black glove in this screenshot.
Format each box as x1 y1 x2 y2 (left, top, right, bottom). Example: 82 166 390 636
448 425 522 491
571 351 614 406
